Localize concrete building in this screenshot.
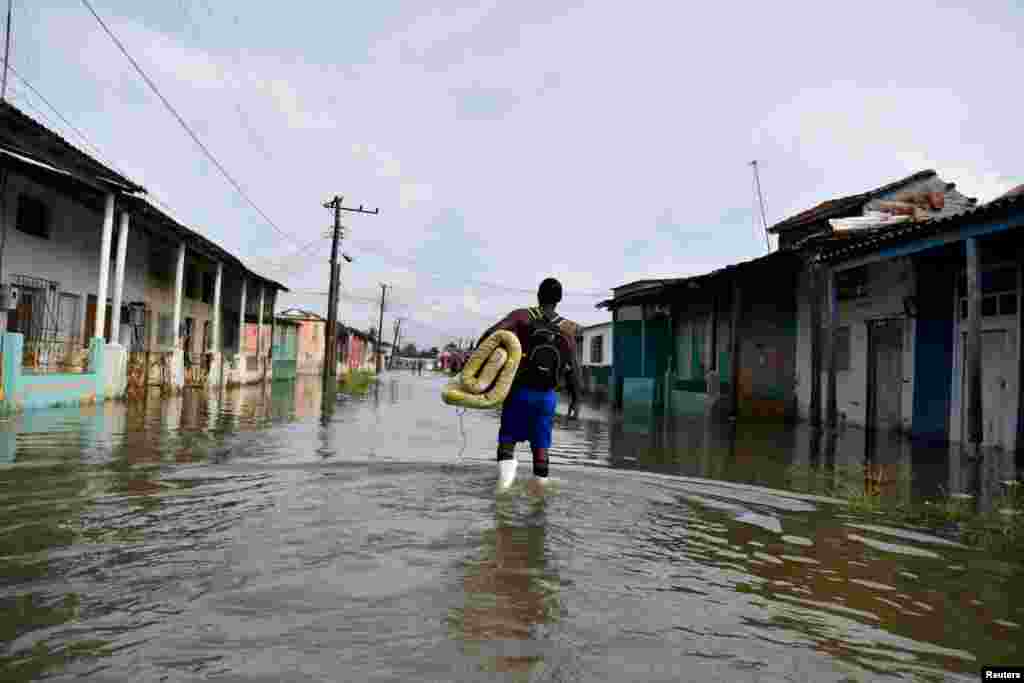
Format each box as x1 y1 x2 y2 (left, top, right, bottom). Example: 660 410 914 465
575 321 613 397
0 101 286 412
277 308 327 375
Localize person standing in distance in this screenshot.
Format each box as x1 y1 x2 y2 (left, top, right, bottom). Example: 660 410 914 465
476 277 581 487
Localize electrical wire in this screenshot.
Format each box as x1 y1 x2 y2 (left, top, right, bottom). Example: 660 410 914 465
79 0 305 247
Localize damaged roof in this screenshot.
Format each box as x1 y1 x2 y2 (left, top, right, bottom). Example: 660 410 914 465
767 170 938 234
812 191 1024 264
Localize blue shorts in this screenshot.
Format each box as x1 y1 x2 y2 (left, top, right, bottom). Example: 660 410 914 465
498 385 557 449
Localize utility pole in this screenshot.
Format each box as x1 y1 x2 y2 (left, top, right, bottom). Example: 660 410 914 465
376 283 389 373
390 318 399 370
321 195 379 383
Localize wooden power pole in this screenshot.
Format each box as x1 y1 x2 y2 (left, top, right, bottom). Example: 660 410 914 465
322 195 378 383
376 283 389 373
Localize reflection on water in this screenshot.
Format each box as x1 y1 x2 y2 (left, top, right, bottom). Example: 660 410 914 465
451 488 560 677
0 375 1020 681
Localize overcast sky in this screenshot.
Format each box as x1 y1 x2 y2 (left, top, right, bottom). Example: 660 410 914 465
11 1 1023 349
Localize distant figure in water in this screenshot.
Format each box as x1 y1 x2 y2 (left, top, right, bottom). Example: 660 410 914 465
476 277 581 488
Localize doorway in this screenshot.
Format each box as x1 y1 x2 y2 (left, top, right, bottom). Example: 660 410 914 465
867 318 904 433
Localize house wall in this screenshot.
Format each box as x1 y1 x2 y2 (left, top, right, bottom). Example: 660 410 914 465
737 265 800 420
2 333 105 411
796 258 916 430
2 171 150 345
580 324 613 367
911 247 958 443
579 323 613 396
294 319 325 375
272 322 299 381
947 253 1021 451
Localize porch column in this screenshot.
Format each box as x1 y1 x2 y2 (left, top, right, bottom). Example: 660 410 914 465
257 283 265 358
268 290 277 367
172 243 186 349
965 238 983 456
640 304 647 377
110 211 130 346
825 267 839 431
729 280 743 418
212 262 223 351
94 193 115 339
809 266 823 427
238 277 247 358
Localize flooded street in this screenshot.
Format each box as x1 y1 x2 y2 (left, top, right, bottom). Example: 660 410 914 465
0 373 1022 682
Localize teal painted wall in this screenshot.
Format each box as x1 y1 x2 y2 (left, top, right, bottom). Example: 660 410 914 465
272 360 297 381
2 333 105 412
614 320 643 377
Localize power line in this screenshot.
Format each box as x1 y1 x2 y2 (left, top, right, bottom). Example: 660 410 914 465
79 0 305 247
7 65 132 178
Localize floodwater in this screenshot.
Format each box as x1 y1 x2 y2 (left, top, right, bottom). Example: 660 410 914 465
0 373 1021 682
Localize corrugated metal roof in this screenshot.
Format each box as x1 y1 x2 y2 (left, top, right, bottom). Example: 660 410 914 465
768 170 937 234
124 195 289 292
813 191 1024 264
597 250 799 309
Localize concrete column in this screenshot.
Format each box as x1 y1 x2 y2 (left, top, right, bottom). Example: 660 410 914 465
94 193 115 339
825 267 839 431
110 211 130 346
212 262 223 351
729 280 743 419
965 238 982 456
809 266 823 427
640 304 647 377
238 277 247 358
257 283 265 358
172 243 186 349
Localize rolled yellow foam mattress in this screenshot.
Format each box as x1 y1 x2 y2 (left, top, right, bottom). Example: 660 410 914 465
441 330 522 409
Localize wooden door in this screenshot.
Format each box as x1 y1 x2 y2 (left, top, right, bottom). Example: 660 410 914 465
868 319 904 433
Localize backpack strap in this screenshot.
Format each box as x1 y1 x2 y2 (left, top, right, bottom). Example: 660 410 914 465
528 307 561 326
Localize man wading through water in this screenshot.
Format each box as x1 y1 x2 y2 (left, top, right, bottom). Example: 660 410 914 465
476 278 581 488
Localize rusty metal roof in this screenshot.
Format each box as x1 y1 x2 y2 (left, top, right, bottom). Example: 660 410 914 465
812 192 1024 264
768 170 938 234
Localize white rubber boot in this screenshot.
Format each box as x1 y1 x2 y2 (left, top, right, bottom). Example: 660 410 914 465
497 458 517 489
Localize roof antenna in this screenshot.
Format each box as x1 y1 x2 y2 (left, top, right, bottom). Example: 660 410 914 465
750 160 771 252
2 0 12 102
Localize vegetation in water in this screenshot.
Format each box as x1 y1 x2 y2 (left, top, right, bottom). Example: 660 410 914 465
339 369 376 394
787 459 1024 556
